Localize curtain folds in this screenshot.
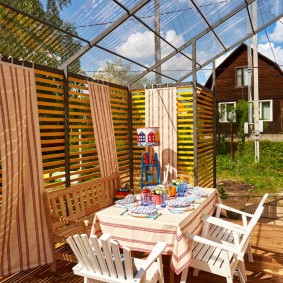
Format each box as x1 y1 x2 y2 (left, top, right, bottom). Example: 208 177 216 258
145 87 177 181
0 62 52 276
88 82 119 177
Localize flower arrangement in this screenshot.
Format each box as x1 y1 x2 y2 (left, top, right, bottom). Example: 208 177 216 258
171 179 183 185
152 185 164 195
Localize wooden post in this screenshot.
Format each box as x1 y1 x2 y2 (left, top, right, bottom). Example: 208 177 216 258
192 41 198 186
63 67 70 187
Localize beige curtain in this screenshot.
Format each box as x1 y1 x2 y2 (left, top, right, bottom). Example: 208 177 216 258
0 62 52 276
145 87 177 181
88 82 119 177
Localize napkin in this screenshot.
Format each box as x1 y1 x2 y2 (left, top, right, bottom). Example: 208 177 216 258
115 194 136 205
165 198 191 208
128 206 157 215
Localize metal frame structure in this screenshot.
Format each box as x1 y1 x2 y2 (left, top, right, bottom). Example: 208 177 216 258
1 0 282 88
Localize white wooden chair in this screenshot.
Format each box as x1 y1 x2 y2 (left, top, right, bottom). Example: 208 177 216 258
202 193 269 262
67 233 166 283
180 194 267 283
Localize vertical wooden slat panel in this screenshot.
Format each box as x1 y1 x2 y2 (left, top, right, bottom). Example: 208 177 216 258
131 90 146 191
197 86 214 187
109 87 130 188
35 69 66 190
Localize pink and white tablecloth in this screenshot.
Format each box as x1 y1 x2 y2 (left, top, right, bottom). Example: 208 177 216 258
91 188 222 275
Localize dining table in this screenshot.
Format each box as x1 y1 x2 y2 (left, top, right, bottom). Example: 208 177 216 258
91 188 222 279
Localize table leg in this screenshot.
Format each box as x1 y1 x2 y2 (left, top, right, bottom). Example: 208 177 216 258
180 267 188 283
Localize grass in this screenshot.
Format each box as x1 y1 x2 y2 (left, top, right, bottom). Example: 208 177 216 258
216 140 283 195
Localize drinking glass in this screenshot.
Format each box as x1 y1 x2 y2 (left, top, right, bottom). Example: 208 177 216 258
148 196 156 208
177 183 186 197
141 194 149 206
160 194 168 208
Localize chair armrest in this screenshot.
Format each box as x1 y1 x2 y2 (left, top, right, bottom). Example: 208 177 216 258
51 215 90 227
186 233 238 255
143 242 166 271
202 215 247 234
215 203 254 218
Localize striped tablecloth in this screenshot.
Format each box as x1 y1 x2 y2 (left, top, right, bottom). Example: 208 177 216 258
91 188 221 275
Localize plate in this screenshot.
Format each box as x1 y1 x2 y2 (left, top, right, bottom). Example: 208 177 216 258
185 195 202 202
167 205 194 211
115 202 140 207
128 212 157 218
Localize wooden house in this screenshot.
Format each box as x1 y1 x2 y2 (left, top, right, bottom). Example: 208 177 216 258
205 43 283 135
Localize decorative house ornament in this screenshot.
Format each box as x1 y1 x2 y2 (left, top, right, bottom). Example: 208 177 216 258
137 127 160 146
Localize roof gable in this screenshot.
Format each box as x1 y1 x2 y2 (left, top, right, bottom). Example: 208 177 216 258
205 43 283 88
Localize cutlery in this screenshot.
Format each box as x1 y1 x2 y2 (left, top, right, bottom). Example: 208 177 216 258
120 209 128 215
169 210 185 214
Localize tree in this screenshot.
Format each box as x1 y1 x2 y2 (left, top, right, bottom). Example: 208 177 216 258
0 0 81 69
235 100 249 143
94 59 153 86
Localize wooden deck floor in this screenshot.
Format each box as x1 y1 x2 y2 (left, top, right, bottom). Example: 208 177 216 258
1 221 282 283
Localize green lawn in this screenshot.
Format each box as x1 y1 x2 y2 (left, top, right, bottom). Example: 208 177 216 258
216 140 283 195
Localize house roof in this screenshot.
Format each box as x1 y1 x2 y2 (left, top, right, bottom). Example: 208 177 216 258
1 1 283 88
205 43 283 89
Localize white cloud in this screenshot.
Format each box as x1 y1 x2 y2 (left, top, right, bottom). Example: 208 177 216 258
115 29 184 62
258 42 283 66
268 20 283 43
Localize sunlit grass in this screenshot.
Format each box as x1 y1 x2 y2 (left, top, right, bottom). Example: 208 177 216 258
216 141 283 195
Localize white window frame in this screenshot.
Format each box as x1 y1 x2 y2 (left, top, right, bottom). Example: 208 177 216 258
235 67 249 87
218 102 236 123
249 100 273 122
259 99 273 122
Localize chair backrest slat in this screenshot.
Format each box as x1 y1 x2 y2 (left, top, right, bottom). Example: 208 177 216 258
111 240 125 279
89 235 109 276
100 233 117 278
123 246 134 280
67 236 89 268
68 233 166 283
80 234 101 274
73 235 93 271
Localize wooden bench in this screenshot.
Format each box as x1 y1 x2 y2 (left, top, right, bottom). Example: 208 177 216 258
44 173 121 271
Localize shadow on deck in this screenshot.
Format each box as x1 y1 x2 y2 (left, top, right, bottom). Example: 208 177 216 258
1 222 282 283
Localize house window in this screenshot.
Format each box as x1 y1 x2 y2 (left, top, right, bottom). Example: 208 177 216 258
259 100 273 121
236 67 249 87
219 102 236 123
249 100 273 122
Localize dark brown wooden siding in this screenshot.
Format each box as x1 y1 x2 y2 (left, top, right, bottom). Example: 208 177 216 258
213 46 283 134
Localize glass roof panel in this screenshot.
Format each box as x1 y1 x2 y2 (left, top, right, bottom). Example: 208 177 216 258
257 0 283 30
196 31 225 65
69 46 147 86
1 1 283 86
135 0 208 47
194 0 245 25
98 17 175 67
116 0 143 10
159 54 192 81
58 0 125 41
0 4 86 68
131 71 175 89
214 8 249 49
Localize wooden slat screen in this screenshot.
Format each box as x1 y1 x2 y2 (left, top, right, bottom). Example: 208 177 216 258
132 90 146 191
109 87 130 186
131 85 214 190
68 76 101 185
35 69 66 190
196 87 214 187
177 87 194 184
